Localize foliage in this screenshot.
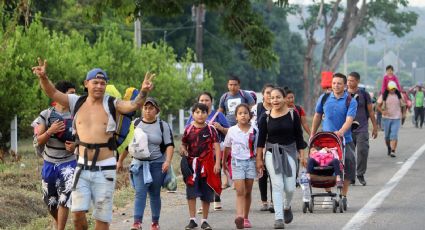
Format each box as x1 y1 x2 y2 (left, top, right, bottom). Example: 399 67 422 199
290 0 418 113
0 17 213 145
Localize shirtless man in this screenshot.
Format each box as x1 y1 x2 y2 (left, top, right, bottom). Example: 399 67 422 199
32 58 155 230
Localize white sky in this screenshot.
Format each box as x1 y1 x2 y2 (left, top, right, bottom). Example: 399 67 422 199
288 0 425 7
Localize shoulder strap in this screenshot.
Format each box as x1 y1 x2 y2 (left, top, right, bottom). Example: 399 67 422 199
208 111 220 125
73 95 88 118
320 93 331 111
256 102 264 119
134 117 142 127
239 90 248 102
107 96 117 122
345 93 352 109
289 109 294 121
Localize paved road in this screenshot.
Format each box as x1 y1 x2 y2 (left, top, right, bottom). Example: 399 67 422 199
111 121 425 230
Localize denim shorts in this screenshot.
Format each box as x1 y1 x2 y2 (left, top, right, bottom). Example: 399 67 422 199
71 168 116 223
231 158 257 180
382 118 401 140
41 160 77 209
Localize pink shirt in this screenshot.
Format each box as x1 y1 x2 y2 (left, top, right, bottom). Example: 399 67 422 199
380 75 401 94
377 94 402 119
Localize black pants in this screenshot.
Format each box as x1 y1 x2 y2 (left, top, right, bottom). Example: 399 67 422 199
258 167 272 202
414 107 424 127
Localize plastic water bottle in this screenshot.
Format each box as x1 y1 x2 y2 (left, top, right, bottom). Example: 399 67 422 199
300 171 311 202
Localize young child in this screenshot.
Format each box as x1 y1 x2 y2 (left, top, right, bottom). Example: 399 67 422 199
223 104 258 229
306 146 342 187
180 103 222 230
381 65 402 102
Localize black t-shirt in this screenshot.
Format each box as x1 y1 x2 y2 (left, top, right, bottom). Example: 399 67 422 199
257 112 307 150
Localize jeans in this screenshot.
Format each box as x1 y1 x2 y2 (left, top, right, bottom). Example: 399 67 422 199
382 118 401 140
71 169 116 223
130 162 165 223
265 151 296 220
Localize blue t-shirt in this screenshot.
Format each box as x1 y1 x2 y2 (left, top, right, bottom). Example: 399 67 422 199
186 110 229 142
315 91 358 143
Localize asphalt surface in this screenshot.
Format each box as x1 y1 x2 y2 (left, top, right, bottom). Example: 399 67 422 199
111 121 425 230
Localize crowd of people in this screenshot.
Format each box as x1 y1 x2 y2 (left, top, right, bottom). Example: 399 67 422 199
31 59 421 230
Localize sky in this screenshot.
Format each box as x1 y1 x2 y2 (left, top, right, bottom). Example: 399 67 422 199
288 0 425 7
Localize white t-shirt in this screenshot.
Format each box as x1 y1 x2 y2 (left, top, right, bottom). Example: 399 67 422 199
223 125 258 160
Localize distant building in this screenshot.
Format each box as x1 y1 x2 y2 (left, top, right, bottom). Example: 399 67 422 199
376 50 406 73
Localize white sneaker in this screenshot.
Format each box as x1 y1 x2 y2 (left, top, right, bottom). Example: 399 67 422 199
322 197 332 209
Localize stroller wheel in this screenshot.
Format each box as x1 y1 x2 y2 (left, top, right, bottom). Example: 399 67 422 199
339 199 344 213
332 199 337 213
309 199 314 213
302 202 308 213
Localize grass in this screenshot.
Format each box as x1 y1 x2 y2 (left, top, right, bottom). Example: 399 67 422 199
0 136 183 229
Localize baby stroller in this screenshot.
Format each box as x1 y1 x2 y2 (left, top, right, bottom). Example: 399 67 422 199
302 132 345 213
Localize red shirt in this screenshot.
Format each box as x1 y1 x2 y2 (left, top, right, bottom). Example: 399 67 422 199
182 125 219 158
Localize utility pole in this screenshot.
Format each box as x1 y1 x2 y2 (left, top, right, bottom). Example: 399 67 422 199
134 11 142 48
364 41 368 80
192 4 205 62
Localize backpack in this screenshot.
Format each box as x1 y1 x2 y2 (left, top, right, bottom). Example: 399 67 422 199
128 120 151 160
320 92 352 114
292 105 303 118
48 108 74 142
31 107 74 157
350 89 370 118
133 117 171 154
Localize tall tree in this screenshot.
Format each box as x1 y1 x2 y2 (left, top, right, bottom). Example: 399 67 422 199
294 0 418 114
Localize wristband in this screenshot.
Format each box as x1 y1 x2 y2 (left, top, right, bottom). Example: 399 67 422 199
45 130 51 136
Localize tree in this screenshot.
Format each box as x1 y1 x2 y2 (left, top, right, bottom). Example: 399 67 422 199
294 0 418 114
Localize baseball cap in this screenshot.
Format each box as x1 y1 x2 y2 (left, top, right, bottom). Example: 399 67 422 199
387 81 397 90
86 68 108 82
144 97 160 111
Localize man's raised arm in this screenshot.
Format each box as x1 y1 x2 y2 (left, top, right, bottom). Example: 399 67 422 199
32 58 69 107
116 72 155 114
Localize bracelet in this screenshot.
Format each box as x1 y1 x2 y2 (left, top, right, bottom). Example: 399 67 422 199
45 130 51 136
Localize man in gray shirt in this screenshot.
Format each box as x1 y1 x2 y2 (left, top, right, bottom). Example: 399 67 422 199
347 72 378 186
32 80 77 230
218 75 255 126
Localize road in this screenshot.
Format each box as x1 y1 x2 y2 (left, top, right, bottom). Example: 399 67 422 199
111 121 425 230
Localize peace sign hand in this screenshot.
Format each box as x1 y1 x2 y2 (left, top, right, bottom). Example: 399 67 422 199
32 57 48 79
141 72 155 93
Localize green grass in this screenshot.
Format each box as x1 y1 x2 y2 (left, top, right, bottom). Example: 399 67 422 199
0 136 184 229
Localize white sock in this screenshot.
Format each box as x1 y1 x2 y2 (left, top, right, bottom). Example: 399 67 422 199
201 218 207 223
190 217 197 222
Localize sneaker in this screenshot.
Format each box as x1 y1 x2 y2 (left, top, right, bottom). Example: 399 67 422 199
244 218 252 228
234 217 244 229
185 220 198 230
213 202 222 211
322 196 331 209
201 221 212 230
131 221 142 230
357 175 367 186
151 222 160 230
197 207 203 214
283 207 293 224
274 219 285 229
390 152 396 158
269 204 275 213
260 203 269 211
